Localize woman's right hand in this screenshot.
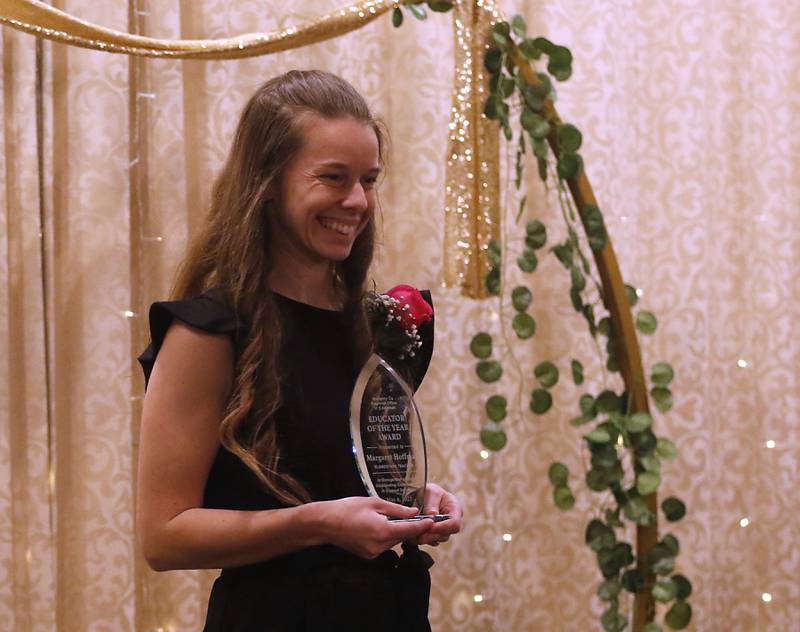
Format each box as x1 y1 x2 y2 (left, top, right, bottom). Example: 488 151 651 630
315 496 434 559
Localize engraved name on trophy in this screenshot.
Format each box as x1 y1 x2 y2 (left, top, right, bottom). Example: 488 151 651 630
349 353 448 522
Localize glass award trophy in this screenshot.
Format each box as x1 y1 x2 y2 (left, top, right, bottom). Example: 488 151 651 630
349 353 449 522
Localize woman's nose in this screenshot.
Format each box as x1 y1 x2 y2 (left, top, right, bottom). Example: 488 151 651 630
342 181 369 210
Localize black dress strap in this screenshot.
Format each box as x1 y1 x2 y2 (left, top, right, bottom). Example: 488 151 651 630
137 290 242 387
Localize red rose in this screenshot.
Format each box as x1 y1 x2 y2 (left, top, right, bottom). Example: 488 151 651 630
385 284 433 329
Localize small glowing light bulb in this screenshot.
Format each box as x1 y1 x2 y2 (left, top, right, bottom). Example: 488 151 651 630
616 435 624 447
737 359 748 368
473 594 484 603
765 440 776 449
123 310 136 318
761 592 772 603
635 288 643 297
480 450 489 460
739 517 750 528
502 533 512 542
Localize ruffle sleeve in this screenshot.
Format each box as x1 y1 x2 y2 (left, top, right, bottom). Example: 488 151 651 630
137 290 242 387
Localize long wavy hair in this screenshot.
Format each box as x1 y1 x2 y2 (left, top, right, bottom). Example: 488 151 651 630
171 70 385 505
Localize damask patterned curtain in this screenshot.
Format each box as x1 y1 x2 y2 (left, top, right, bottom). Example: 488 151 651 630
1 1 798 630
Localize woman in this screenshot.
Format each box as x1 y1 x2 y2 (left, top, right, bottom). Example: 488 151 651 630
136 70 462 631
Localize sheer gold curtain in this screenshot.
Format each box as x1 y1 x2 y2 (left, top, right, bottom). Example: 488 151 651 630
1 1 799 631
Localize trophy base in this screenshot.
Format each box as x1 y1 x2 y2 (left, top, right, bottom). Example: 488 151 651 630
389 514 450 523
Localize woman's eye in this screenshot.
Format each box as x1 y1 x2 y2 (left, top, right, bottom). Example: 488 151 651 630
321 173 344 183
362 176 379 188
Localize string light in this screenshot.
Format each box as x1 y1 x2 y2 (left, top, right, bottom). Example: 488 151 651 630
480 450 489 460
761 592 772 603
739 517 750 528
502 533 512 542
635 288 643 298
122 310 136 318
765 440 775 449
473 594 484 603
737 359 749 368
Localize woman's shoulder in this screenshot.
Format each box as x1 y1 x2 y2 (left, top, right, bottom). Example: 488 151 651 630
138 288 243 386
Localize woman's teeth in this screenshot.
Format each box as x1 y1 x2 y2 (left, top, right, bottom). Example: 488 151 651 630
318 218 355 235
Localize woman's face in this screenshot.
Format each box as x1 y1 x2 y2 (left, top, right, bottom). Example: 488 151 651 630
271 114 381 266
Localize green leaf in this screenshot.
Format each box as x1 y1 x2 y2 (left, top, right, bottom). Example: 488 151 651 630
636 471 661 495
518 38 541 60
662 534 680 556
517 248 538 273
392 7 404 27
487 239 501 266
570 415 594 427
548 45 573 82
643 624 662 632
470 332 492 358
585 519 616 551
485 267 501 295
553 485 575 510
553 242 574 269
532 36 555 55
486 395 507 422
665 601 692 630
529 388 552 414
499 76 515 98
476 360 503 383
557 123 582 153
656 437 678 460
636 310 658 334
672 574 693 599
600 606 627 632
427 0 453 12
557 152 583 180
480 421 507 451
622 569 644 593
651 386 673 412
651 361 674 386
532 137 548 159
521 84 543 110
548 462 569 486
586 428 611 444
624 283 639 306
625 411 653 433
571 266 586 293
534 361 559 388
408 3 427 20
511 286 533 312
623 496 654 525
596 390 620 413
648 542 676 575
662 497 686 522
598 317 611 337
597 578 621 602
640 454 661 473
484 48 503 73
581 204 607 251
571 359 584 385
579 394 597 419
537 155 548 182
586 468 608 491
511 14 526 36
491 20 510 45
512 313 537 339
653 579 677 603
483 95 509 121
525 219 547 249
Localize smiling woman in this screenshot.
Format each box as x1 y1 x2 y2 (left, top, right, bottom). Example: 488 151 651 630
135 70 462 631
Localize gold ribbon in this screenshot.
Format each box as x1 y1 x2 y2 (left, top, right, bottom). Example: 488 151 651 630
0 0 501 297
0 0 395 58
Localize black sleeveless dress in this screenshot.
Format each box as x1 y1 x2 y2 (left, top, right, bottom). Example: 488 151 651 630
138 291 435 632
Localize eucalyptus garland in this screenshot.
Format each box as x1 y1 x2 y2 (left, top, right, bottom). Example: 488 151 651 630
467 15 692 632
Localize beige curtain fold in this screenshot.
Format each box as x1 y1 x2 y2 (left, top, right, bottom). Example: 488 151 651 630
1 1 799 630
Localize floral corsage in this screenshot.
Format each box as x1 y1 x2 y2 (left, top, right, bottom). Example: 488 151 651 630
364 284 434 361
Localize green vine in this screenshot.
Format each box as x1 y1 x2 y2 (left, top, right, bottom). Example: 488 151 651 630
467 15 693 632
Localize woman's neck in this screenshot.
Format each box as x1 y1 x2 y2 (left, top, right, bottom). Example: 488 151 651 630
269 259 341 310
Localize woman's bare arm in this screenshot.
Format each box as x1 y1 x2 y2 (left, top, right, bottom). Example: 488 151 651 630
136 321 432 571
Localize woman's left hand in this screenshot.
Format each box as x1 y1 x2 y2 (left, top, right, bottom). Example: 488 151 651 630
412 483 463 547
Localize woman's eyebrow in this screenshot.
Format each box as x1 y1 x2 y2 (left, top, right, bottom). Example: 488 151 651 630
316 160 381 173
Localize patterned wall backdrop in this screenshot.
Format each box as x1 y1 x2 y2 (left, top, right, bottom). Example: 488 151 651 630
1 1 799 630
